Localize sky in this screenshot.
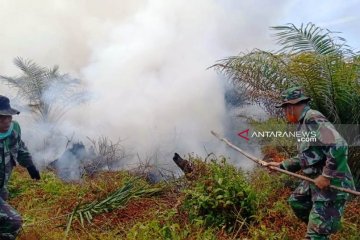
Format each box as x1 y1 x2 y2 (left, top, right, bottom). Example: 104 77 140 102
0 0 358 171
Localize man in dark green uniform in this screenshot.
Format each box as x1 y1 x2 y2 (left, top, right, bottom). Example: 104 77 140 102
267 87 355 240
0 95 40 239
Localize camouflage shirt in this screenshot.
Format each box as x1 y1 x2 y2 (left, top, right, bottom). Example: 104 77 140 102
0 121 34 189
281 106 355 200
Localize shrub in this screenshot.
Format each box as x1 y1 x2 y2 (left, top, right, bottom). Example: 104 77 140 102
181 157 256 231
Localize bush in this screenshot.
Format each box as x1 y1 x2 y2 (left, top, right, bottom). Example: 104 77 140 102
181 157 256 232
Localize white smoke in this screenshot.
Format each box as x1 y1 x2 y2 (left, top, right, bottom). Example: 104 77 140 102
1 0 357 173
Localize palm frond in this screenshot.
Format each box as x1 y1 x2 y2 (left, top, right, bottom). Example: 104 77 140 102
1 57 88 124
65 177 162 235
212 50 297 114
14 57 47 78
271 22 353 56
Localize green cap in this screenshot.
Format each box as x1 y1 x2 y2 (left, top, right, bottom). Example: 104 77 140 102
275 86 310 108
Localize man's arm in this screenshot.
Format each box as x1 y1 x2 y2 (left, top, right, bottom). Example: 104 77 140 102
17 139 34 168
280 156 302 172
306 115 347 179
306 115 349 188
13 121 40 180
266 156 301 172
321 144 348 179
269 114 337 174
13 121 34 167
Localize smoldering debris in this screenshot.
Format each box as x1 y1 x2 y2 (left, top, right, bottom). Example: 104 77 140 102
132 166 172 184
49 142 92 181
48 137 128 181
172 153 193 175
129 152 177 184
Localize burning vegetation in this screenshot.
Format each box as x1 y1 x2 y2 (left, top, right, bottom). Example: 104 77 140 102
48 137 128 182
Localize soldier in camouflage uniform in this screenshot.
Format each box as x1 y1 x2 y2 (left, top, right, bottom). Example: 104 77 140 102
0 95 40 240
267 87 355 240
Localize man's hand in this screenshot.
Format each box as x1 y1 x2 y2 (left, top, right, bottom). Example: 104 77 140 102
265 161 282 168
264 161 284 173
27 165 41 180
314 175 330 189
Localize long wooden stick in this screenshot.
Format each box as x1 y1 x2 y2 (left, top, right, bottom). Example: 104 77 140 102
211 131 360 196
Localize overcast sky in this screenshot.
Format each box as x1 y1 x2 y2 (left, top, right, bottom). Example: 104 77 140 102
280 0 359 50
0 0 358 74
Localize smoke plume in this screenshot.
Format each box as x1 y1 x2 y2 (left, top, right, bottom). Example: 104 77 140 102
2 0 356 174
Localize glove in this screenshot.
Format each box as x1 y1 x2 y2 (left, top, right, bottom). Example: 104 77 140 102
27 165 41 180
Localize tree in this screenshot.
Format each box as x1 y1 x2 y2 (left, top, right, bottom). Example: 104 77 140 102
212 22 360 185
1 57 88 123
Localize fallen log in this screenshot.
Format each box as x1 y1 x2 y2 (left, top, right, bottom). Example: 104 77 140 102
173 153 193 174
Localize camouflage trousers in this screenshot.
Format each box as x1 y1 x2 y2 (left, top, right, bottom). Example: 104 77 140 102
0 188 22 240
288 181 346 240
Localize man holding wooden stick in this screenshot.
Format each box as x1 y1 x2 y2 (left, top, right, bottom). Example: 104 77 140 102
266 86 355 240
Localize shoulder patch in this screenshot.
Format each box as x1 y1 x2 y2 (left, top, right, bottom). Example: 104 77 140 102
319 127 336 145
305 110 328 124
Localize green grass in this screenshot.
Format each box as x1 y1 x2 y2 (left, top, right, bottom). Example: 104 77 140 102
5 156 360 240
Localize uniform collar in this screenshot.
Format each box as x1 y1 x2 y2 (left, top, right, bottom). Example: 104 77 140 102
298 105 310 123
0 122 13 140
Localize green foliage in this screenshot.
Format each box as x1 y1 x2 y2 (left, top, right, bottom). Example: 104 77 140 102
337 221 360 240
127 220 188 240
66 177 162 236
40 172 71 196
248 168 292 205
7 165 360 239
213 27 360 122
127 210 216 240
8 170 35 198
250 224 289 240
271 22 353 56
349 146 360 187
212 22 360 183
181 157 256 231
211 50 292 115
287 53 360 124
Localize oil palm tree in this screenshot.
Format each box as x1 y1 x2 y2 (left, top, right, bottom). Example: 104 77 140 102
212 22 360 184
1 57 88 124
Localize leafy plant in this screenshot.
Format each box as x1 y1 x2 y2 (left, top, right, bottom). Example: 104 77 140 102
250 224 289 240
127 210 217 240
181 157 256 231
